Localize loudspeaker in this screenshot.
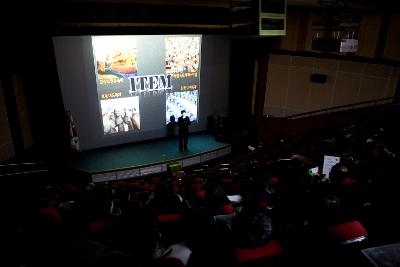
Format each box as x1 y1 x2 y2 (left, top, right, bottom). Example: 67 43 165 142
215 116 231 142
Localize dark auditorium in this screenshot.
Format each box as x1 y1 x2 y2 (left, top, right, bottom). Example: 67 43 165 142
2 0 400 267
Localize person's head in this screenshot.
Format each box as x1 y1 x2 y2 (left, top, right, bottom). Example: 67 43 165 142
181 110 186 118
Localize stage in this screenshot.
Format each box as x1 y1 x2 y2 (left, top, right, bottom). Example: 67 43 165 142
69 133 231 182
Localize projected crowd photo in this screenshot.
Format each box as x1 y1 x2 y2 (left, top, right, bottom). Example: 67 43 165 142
101 97 140 135
166 90 198 123
92 36 138 79
165 37 200 74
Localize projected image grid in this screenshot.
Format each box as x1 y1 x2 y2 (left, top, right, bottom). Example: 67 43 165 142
165 36 200 125
92 35 201 136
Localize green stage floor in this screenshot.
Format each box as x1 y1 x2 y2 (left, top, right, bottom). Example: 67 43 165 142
69 133 230 174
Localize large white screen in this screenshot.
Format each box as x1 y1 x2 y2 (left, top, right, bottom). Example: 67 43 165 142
53 35 229 150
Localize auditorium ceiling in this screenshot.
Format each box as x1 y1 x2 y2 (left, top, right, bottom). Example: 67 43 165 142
51 0 400 10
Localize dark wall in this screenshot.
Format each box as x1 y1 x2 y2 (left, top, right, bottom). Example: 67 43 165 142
229 38 271 130
1 3 69 164
1 1 233 163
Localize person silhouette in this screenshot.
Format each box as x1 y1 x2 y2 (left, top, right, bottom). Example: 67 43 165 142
178 110 191 152
167 115 177 139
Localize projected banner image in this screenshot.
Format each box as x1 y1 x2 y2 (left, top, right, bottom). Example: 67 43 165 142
92 35 201 136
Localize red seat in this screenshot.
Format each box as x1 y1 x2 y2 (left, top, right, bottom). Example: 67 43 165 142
190 183 205 190
143 184 155 191
231 184 241 192
127 182 142 190
269 177 280 185
222 178 233 185
218 204 235 215
39 207 63 224
194 190 206 199
116 181 127 187
89 220 111 234
190 178 204 184
234 239 284 264
257 199 270 208
157 214 183 223
342 178 357 185
159 257 185 267
129 191 143 200
152 177 162 183
327 220 368 245
63 183 81 193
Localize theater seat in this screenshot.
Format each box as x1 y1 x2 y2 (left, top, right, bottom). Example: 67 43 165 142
190 178 204 185
269 177 280 185
218 204 235 215
159 257 185 267
157 214 183 224
127 182 142 190
327 220 368 245
194 190 206 199
190 183 205 190
89 220 111 234
39 207 63 224
342 178 357 185
231 184 241 192
222 178 233 185
71 238 107 267
257 199 270 209
143 184 156 191
157 214 185 246
234 239 284 264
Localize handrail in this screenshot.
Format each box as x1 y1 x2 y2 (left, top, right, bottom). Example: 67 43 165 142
0 169 48 177
0 162 45 168
0 161 48 177
284 97 395 120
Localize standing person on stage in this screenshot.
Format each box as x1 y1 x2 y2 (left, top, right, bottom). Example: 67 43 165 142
178 110 191 152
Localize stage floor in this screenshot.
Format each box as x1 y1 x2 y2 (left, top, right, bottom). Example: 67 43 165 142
69 133 231 181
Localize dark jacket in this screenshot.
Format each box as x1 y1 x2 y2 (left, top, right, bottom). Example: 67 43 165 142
178 116 191 134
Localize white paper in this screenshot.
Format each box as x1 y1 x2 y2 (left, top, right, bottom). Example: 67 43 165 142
162 243 192 265
227 195 242 203
322 155 340 178
310 167 319 175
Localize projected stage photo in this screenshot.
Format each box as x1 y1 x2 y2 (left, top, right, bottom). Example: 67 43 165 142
92 35 201 136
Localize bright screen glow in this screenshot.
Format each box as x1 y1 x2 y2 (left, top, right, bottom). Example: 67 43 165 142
53 34 229 150
91 35 201 135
